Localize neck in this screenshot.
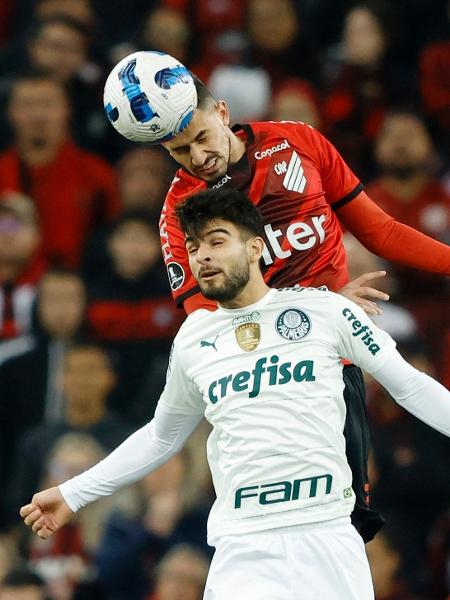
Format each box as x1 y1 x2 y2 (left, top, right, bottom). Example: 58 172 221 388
16 139 62 167
67 400 105 428
380 173 428 201
0 263 24 283
220 276 270 309
228 129 246 165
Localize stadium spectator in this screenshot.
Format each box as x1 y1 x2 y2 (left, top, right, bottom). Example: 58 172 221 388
117 148 176 214
87 210 182 423
0 564 46 600
208 65 271 124
323 3 413 179
0 2 13 46
10 0 94 36
0 193 45 342
270 78 323 129
147 544 209 600
367 343 450 595
0 536 19 585
426 509 450 600
0 14 106 154
81 148 175 281
5 342 131 524
27 432 130 600
245 0 321 88
367 110 449 243
141 5 191 66
0 72 119 268
366 528 415 600
0 268 86 525
161 0 245 81
366 109 450 364
96 453 210 599
342 233 418 344
418 0 450 144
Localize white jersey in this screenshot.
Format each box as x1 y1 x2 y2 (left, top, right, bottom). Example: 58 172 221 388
159 287 396 542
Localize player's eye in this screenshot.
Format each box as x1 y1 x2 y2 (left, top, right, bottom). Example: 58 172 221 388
187 245 198 255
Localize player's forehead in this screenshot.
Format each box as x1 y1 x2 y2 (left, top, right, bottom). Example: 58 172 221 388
162 107 214 150
184 219 238 244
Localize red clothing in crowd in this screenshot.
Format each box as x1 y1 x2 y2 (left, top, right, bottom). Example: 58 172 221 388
0 255 47 340
365 179 450 241
162 0 245 80
0 141 120 268
420 40 450 133
0 0 13 44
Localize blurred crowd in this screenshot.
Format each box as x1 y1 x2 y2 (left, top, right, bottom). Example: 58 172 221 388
0 0 448 598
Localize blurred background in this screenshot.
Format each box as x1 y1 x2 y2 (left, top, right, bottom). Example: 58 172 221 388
0 0 448 598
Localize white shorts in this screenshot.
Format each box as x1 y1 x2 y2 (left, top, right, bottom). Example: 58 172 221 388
204 518 374 600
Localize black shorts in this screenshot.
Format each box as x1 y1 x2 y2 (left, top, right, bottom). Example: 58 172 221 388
343 364 385 543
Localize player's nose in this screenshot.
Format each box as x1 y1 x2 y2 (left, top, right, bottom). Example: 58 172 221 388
190 145 207 167
195 244 211 263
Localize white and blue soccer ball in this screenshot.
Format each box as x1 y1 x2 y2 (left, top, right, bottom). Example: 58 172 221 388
103 51 198 143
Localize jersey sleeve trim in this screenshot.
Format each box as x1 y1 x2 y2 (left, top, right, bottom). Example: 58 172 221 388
332 182 364 211
175 285 202 308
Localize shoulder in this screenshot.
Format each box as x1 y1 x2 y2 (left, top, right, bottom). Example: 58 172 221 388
164 169 207 208
69 144 116 180
0 148 16 163
270 286 341 321
273 285 333 302
249 120 322 142
175 309 215 341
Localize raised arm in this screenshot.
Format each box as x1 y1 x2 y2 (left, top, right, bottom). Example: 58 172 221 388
332 293 450 437
336 191 450 274
370 351 450 437
20 405 203 538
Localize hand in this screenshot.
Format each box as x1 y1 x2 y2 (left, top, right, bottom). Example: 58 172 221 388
339 271 389 316
19 486 74 539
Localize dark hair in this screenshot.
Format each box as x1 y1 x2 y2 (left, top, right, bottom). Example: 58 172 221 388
65 339 117 371
9 68 69 99
29 14 92 43
192 74 217 110
108 209 158 237
40 266 84 281
175 189 264 239
3 564 45 589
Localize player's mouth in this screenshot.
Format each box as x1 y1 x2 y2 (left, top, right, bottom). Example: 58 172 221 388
197 158 218 177
200 268 221 281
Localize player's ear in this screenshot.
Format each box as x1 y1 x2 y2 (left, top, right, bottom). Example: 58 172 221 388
247 236 265 263
216 100 230 127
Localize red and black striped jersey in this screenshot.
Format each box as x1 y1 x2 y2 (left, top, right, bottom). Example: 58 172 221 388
160 120 363 309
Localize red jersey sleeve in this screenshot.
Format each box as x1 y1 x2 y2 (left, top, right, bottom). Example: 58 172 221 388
337 190 450 274
160 170 211 310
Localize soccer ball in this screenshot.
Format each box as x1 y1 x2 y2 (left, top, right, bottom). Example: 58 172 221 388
103 51 198 143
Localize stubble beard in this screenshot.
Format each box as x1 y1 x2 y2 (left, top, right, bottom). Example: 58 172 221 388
199 260 250 302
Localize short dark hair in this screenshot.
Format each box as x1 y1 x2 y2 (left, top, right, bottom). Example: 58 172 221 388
175 189 264 239
9 68 69 100
192 74 217 111
29 14 92 43
108 209 158 237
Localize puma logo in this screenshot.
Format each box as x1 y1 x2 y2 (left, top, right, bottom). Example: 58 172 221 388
200 335 219 351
